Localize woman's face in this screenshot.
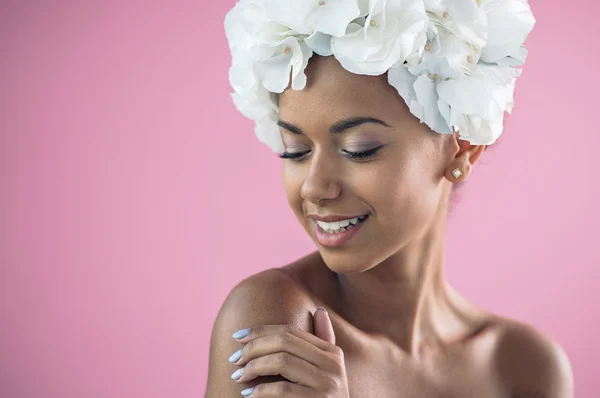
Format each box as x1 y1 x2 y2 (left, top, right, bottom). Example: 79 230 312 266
278 55 476 274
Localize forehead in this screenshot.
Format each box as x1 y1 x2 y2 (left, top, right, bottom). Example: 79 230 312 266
278 55 411 123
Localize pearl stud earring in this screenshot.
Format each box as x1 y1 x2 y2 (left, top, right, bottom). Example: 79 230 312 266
451 168 463 179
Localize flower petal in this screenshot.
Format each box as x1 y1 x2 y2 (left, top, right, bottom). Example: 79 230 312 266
413 75 452 134
305 31 334 56
254 52 294 93
388 64 418 108
291 41 314 90
481 0 535 64
436 63 520 144
255 112 285 153
425 0 488 48
388 65 452 135
332 0 428 75
253 36 313 93
261 0 361 37
409 25 480 79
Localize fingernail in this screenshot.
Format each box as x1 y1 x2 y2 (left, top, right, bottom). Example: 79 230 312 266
228 348 242 363
232 328 250 339
241 387 254 396
317 306 328 314
231 367 244 380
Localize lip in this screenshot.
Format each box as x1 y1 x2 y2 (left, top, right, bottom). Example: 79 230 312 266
313 215 368 248
308 213 368 222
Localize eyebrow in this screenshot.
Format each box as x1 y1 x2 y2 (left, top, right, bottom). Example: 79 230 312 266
277 117 391 135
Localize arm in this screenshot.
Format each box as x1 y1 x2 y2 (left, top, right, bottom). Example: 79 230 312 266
204 269 316 398
495 322 574 398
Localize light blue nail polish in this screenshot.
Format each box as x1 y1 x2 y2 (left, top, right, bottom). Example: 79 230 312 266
241 387 254 396
228 348 242 363
231 367 243 380
232 328 250 339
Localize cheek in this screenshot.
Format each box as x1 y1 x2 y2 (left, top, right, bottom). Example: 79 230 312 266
282 164 305 215
371 156 441 232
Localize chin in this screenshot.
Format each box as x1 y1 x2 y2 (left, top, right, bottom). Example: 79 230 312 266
317 249 377 275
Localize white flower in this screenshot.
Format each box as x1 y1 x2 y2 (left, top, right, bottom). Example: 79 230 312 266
255 111 285 153
305 31 334 56
331 0 429 75
225 0 291 152
226 3 278 121
224 0 536 150
229 54 284 152
436 63 521 144
480 0 536 66
225 0 290 49
406 0 488 79
229 55 277 122
225 0 315 94
253 35 314 93
408 24 481 79
261 0 362 37
229 53 285 152
424 0 488 48
388 64 452 135
389 61 521 145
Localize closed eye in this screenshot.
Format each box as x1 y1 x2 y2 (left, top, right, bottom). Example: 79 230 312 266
278 145 384 161
342 145 384 160
278 150 310 160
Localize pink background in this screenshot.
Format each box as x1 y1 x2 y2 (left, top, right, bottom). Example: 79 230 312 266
1 1 598 397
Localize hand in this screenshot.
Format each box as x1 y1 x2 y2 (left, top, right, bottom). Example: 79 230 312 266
227 307 350 397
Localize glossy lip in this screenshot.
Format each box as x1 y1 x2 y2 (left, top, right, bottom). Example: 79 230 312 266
308 213 368 222
313 215 368 248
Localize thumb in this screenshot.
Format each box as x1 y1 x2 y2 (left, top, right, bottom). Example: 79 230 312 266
313 307 336 345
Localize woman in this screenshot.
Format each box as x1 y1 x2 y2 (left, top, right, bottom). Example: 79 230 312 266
206 1 574 397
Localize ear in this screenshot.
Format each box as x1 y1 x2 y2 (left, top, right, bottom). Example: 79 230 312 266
444 132 486 183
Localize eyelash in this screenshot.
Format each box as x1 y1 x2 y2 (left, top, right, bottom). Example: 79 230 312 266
279 145 384 161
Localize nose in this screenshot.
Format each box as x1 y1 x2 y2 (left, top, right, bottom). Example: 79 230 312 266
300 149 342 204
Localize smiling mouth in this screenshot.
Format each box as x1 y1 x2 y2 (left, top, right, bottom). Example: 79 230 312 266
315 215 369 234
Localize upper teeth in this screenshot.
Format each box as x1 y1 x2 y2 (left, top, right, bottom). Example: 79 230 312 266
316 215 366 232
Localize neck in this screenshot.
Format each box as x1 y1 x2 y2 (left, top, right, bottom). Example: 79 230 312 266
332 212 477 355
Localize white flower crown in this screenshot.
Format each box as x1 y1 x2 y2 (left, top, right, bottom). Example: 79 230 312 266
224 0 536 152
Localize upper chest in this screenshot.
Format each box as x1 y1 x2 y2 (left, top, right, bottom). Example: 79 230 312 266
277 261 508 396
336 326 507 398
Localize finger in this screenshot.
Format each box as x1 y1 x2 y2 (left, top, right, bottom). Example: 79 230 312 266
241 381 314 397
231 332 338 371
231 352 333 390
234 324 338 353
313 307 335 345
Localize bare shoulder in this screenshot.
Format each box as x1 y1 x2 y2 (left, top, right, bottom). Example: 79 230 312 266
205 268 317 398
491 317 574 398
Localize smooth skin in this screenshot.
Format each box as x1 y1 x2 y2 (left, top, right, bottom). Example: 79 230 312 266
206 55 574 397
